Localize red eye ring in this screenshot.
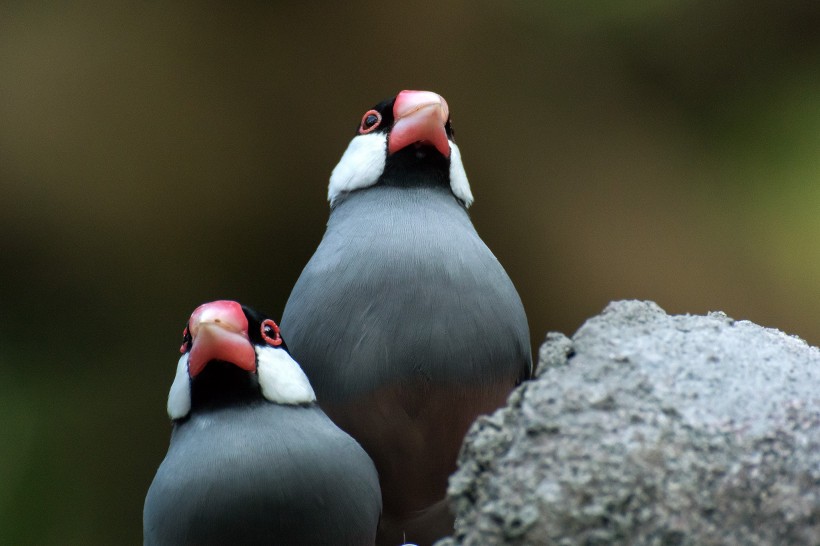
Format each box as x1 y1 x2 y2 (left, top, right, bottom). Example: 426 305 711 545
358 110 382 135
261 319 283 347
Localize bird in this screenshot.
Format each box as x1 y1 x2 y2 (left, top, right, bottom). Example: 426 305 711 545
280 90 532 545
143 300 381 546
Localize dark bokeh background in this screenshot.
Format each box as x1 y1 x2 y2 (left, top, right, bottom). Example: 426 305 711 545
1 1 818 543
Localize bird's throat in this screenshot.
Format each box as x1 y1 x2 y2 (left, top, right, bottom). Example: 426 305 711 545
379 145 450 191
189 361 264 413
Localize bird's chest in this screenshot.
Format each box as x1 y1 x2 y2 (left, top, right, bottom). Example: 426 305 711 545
284 190 527 395
170 412 278 469
323 205 483 292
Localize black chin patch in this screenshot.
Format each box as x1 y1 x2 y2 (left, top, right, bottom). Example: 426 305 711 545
379 145 449 190
190 360 263 413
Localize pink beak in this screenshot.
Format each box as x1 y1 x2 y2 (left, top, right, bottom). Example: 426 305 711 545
186 300 256 377
387 90 451 158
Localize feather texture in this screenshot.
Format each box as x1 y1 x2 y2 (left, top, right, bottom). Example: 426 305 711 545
282 184 531 403
143 402 381 546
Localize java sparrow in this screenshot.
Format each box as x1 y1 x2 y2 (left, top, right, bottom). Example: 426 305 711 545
143 300 381 545
280 91 532 545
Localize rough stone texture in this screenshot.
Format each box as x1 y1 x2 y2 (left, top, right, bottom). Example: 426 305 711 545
438 300 820 546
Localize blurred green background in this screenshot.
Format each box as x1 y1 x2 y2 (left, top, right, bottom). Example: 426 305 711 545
1 1 818 543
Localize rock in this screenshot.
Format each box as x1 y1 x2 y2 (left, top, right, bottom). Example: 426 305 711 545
440 300 820 545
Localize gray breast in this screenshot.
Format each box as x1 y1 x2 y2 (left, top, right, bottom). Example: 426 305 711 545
281 185 532 403
143 403 381 546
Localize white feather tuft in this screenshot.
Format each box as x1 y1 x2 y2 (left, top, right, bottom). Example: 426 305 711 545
328 131 474 208
167 353 192 420
256 346 317 405
328 132 387 207
449 141 473 207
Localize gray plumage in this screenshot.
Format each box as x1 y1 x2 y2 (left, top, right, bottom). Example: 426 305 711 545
282 184 531 402
281 182 531 544
143 401 381 546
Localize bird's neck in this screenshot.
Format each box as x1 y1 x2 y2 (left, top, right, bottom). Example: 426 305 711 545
189 361 265 414
331 183 468 221
378 148 451 192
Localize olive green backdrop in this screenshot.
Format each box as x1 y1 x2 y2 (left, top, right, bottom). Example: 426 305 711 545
1 1 818 543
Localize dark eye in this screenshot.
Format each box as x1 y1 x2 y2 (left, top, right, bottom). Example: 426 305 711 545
179 326 192 354
260 319 283 347
358 109 382 135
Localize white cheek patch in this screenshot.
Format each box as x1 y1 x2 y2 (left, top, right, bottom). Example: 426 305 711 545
167 353 192 420
328 132 388 207
449 141 474 208
256 346 317 405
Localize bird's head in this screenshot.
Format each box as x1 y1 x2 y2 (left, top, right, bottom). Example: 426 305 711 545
166 300 316 420
327 90 473 208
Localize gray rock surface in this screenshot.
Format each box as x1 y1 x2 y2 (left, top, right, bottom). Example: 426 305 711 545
439 300 820 545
